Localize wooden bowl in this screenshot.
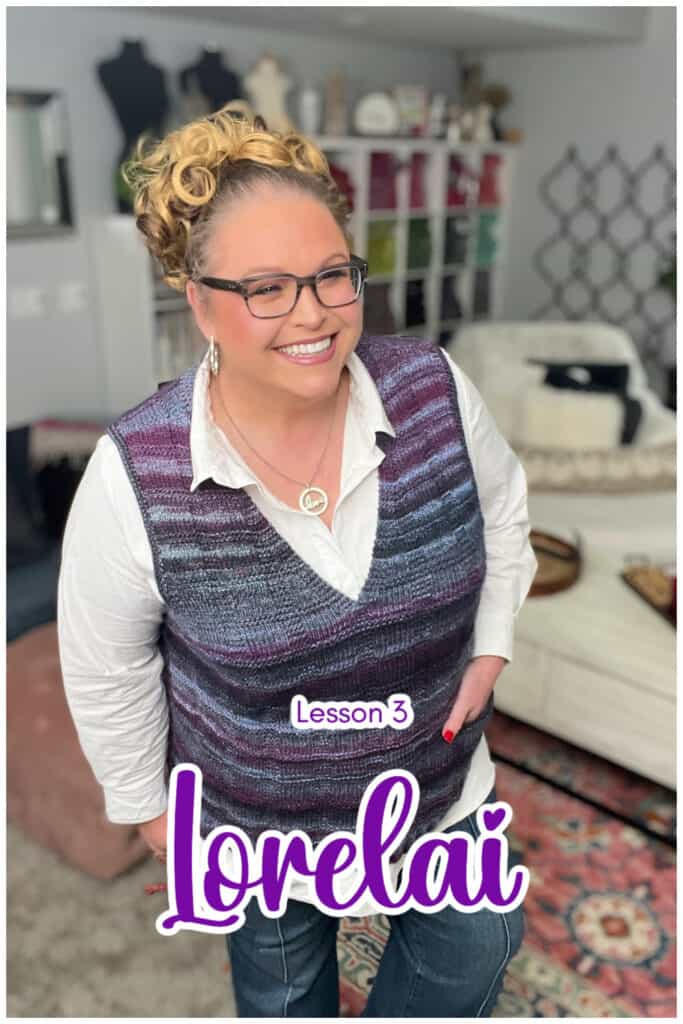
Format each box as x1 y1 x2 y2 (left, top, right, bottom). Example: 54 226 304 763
529 529 582 597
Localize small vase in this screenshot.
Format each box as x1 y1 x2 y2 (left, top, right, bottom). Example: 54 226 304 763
298 85 321 135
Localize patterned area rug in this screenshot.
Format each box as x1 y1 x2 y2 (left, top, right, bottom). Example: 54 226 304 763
486 710 676 845
337 710 676 1018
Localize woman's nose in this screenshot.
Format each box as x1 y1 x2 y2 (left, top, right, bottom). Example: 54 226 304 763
292 280 327 320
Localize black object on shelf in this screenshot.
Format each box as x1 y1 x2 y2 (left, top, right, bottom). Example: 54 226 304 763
472 269 491 318
443 215 471 266
405 279 427 328
666 365 676 411
440 274 464 321
363 283 396 335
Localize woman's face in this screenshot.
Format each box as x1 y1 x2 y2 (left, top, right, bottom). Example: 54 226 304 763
186 185 363 406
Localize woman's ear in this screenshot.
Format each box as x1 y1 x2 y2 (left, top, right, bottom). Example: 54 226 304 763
186 280 211 339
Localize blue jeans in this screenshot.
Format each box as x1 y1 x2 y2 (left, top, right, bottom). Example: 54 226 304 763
225 785 525 1017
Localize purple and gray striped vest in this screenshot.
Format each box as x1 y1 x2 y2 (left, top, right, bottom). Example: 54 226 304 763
108 332 491 857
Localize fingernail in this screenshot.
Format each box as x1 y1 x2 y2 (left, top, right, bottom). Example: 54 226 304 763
442 728 454 744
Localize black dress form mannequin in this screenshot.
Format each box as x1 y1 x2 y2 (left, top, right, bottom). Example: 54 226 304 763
179 48 243 113
96 40 170 213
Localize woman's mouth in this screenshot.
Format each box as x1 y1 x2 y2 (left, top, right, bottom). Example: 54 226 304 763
275 334 337 364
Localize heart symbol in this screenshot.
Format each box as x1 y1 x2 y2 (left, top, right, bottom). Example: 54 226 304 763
482 808 506 831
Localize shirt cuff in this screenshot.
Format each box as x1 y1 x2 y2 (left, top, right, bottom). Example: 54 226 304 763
472 609 514 663
104 784 169 826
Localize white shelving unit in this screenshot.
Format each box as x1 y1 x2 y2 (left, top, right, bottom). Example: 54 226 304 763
88 215 206 416
89 138 516 416
314 136 517 344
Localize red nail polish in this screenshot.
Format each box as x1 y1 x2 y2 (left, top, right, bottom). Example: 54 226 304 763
144 882 168 895
442 728 454 744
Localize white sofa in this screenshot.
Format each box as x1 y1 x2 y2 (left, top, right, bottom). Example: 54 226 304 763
444 322 676 788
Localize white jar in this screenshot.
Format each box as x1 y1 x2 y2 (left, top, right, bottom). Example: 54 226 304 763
298 84 322 135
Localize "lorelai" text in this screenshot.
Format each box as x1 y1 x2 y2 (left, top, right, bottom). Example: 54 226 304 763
155 766 530 936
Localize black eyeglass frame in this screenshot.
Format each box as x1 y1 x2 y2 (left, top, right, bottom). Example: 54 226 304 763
197 254 369 318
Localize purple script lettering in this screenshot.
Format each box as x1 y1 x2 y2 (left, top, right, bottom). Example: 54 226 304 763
155 766 529 936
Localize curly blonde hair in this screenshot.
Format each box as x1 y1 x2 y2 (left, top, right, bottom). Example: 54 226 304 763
122 108 353 293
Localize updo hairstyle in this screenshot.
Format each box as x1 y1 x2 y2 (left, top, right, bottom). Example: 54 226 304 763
122 108 353 293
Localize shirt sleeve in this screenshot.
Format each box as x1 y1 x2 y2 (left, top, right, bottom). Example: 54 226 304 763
57 434 170 824
441 348 538 663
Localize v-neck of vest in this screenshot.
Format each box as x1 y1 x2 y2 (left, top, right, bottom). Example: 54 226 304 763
242 431 392 608
177 333 454 610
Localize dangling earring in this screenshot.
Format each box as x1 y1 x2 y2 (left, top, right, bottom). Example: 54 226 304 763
208 336 220 377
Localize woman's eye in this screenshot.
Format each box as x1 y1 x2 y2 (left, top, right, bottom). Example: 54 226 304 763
319 269 348 281
253 284 281 296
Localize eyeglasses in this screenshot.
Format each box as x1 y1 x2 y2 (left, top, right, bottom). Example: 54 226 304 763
198 255 369 319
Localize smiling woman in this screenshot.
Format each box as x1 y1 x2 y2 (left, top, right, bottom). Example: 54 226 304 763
183 185 365 428
58 106 535 1019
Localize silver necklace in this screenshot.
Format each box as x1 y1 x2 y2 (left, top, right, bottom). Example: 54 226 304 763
211 375 342 517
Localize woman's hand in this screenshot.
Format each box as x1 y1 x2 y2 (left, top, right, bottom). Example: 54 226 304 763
138 810 168 863
442 655 507 743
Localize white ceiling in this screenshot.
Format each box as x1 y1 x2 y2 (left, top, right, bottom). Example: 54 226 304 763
146 6 650 54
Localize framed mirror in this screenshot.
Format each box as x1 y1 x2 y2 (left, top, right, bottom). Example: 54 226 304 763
7 90 74 239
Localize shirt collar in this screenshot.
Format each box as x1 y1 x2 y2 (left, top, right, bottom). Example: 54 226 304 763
189 346 396 493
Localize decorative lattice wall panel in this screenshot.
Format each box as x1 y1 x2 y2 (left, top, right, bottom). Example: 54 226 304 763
531 144 675 381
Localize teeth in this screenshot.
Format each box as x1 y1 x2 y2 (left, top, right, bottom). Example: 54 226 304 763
279 337 332 356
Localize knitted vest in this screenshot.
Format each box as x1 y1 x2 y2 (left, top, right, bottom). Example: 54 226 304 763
108 333 491 858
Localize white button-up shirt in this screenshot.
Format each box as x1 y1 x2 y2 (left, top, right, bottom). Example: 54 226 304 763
57 343 537 911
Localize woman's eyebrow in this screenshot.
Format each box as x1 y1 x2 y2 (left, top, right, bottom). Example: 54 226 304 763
241 253 349 276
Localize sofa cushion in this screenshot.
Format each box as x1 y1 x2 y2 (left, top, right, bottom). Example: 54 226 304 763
448 320 652 393
7 622 149 880
444 322 676 448
475 356 546 441
518 385 624 451
527 360 643 443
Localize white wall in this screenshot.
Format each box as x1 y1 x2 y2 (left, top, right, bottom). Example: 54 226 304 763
8 7 675 425
479 6 676 388
7 5 459 426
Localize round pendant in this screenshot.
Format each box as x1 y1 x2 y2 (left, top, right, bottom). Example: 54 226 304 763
299 486 329 516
